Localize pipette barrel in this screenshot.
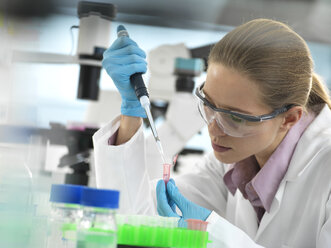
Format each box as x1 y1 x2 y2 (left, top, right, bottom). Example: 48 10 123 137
117 25 149 99
116 24 166 166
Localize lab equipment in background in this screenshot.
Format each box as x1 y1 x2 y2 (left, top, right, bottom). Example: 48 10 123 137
117 25 166 164
148 44 191 101
0 122 98 186
12 1 116 101
56 122 98 186
147 43 210 100
77 1 116 100
174 58 204 91
47 184 84 248
116 214 210 248
145 52 206 179
76 187 120 248
12 1 213 178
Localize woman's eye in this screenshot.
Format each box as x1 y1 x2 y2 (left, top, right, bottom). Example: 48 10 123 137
230 115 244 123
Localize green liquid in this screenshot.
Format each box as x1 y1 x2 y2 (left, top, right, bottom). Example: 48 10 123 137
76 229 116 248
117 224 210 248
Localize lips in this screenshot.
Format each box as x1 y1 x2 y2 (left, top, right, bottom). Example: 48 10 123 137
211 143 231 153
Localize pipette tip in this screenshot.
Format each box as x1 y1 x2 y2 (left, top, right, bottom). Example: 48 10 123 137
173 154 179 166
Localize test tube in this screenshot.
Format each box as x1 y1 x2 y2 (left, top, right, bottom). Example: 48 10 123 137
163 154 178 186
163 163 171 186
185 219 209 231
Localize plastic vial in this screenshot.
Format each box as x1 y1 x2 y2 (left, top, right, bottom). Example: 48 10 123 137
76 187 120 248
163 163 171 186
47 184 84 248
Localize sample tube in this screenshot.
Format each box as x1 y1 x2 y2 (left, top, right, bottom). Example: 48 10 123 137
185 219 209 231
163 154 178 186
163 163 171 186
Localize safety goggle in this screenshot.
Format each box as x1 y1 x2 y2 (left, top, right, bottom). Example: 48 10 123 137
195 82 294 137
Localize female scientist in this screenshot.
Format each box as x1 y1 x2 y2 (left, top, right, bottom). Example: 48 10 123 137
94 19 331 247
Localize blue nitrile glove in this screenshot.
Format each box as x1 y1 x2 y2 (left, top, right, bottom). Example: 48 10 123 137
102 35 147 117
157 178 177 214
156 179 212 227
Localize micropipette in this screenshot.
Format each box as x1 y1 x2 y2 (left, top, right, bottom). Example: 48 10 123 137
117 25 166 164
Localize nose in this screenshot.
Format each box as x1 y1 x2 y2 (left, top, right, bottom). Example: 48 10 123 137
208 120 227 137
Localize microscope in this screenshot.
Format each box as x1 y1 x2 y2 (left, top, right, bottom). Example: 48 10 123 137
144 43 213 178
8 1 117 186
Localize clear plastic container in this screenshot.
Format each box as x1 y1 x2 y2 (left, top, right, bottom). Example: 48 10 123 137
76 187 120 248
47 184 84 248
0 149 33 248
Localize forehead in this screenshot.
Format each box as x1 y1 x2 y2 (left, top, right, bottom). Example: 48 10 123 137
204 63 270 114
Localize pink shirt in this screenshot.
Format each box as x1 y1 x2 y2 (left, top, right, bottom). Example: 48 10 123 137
108 129 119 145
223 112 315 222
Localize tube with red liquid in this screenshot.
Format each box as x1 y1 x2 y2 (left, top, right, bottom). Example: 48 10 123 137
163 154 178 186
163 163 171 186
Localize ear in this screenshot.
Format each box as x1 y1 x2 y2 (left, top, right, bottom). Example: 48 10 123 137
279 106 303 132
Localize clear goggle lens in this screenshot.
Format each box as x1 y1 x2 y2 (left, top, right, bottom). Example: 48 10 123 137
197 100 262 137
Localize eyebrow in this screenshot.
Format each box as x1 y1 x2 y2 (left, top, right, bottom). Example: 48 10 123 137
203 90 254 115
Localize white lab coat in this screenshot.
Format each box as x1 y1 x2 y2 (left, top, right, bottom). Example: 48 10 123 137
93 105 331 248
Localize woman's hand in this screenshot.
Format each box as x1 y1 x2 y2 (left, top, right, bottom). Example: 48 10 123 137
102 34 147 118
156 179 212 227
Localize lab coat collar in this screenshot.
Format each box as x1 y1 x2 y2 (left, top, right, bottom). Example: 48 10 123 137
255 104 331 240
255 177 286 240
284 104 331 182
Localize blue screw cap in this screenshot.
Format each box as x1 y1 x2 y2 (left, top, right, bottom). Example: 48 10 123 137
50 184 85 204
80 187 120 209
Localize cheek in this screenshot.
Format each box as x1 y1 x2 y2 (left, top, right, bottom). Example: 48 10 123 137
231 123 280 159
211 121 280 164
232 134 273 156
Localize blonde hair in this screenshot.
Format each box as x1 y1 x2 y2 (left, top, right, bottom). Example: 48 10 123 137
208 18 331 112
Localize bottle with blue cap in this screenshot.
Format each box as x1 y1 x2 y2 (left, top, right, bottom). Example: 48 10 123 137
47 184 85 248
76 187 120 248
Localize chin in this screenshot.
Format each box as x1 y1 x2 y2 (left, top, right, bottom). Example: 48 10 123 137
213 151 237 164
